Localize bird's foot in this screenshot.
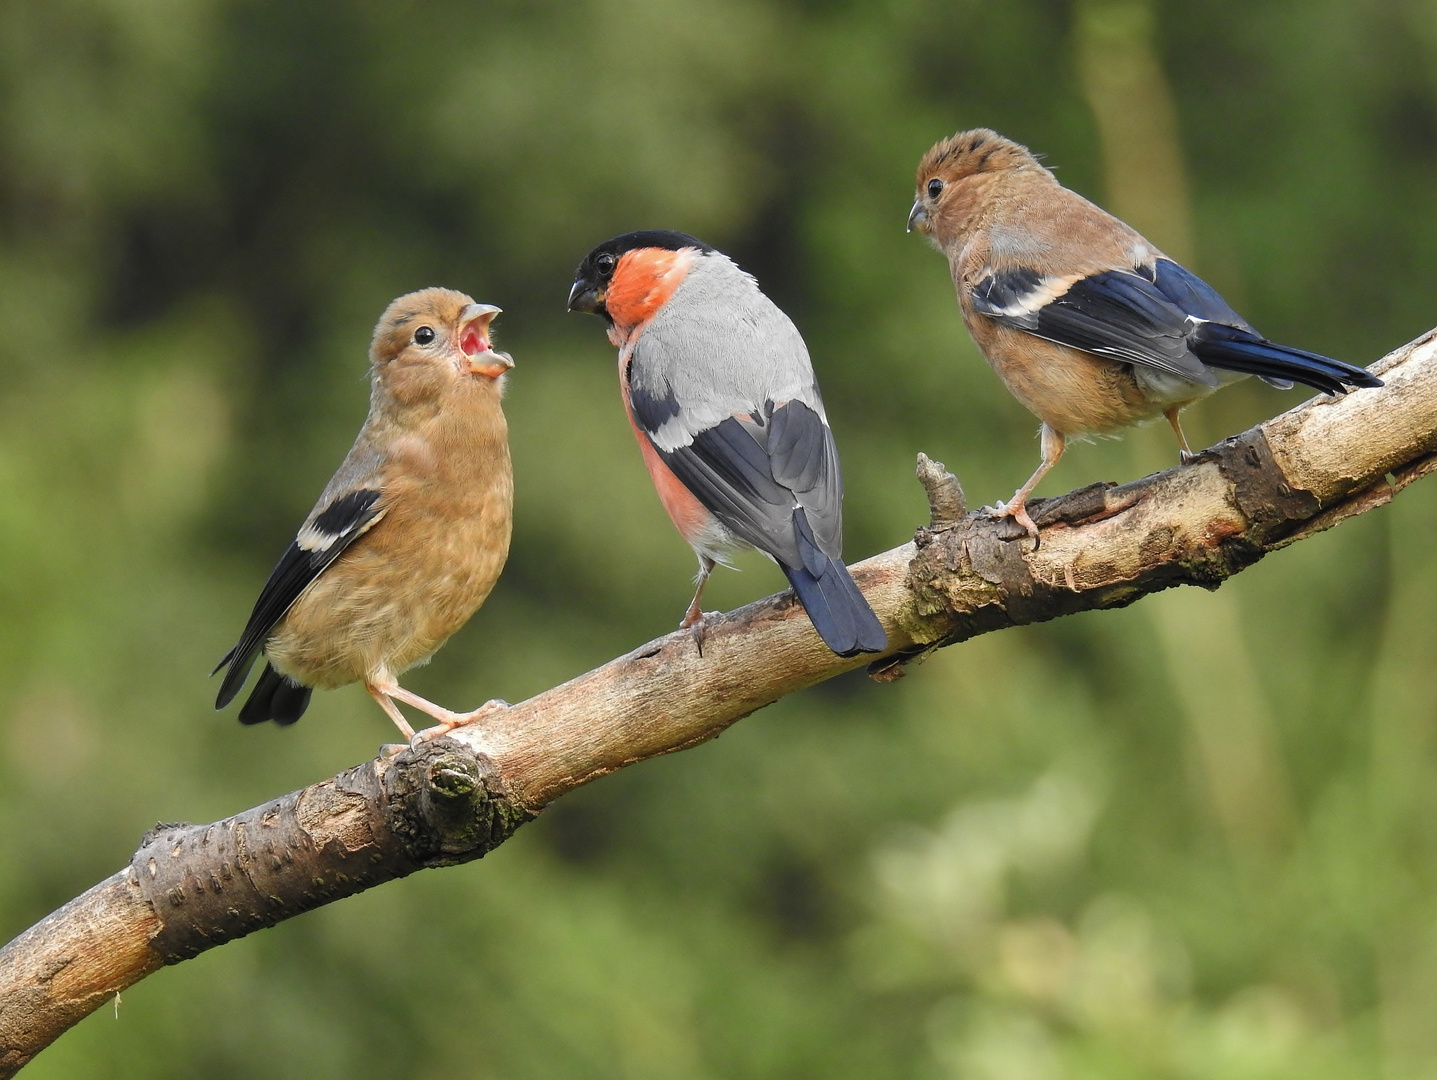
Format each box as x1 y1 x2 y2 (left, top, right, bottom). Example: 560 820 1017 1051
679 609 721 656
1178 449 1198 466
982 500 1040 543
411 698 511 745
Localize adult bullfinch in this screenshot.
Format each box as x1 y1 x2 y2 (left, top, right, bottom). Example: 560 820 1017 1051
907 128 1382 538
214 288 515 743
567 230 886 658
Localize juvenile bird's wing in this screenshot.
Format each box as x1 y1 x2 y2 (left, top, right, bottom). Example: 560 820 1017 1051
970 259 1244 387
627 258 842 566
971 257 1378 394
213 443 389 708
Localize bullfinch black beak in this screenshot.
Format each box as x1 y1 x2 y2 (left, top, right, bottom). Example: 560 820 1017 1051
567 278 604 315
906 198 929 234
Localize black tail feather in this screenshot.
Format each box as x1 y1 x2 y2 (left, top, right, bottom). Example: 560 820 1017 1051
784 512 886 657
237 664 312 726
1192 323 1382 395
782 558 887 657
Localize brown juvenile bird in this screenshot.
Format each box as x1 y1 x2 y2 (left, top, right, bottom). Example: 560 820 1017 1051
213 288 514 743
908 128 1382 537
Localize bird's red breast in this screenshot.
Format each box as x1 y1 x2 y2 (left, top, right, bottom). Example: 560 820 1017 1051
605 247 699 331
617 348 715 544
603 244 717 543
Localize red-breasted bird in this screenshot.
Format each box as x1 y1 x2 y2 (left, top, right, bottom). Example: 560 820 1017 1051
907 128 1382 537
567 230 887 657
214 288 514 742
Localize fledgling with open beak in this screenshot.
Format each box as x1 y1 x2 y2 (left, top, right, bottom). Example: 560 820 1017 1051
568 230 887 658
213 287 515 743
908 128 1382 538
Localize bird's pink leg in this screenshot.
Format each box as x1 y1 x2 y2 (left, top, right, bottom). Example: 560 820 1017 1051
365 681 417 741
680 556 716 652
1164 406 1196 464
366 675 508 744
988 423 1065 540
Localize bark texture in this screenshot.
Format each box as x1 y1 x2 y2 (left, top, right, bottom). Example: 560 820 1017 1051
2 327 1435 1077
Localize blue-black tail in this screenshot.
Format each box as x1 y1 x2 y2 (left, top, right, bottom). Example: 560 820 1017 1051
784 510 887 658
1192 323 1382 395
238 663 312 726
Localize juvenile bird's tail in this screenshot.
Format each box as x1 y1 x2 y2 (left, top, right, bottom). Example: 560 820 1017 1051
784 510 887 658
237 663 312 726
1192 323 1382 395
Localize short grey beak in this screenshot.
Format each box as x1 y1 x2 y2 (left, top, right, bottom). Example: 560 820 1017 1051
906 198 929 234
567 278 603 314
460 302 502 327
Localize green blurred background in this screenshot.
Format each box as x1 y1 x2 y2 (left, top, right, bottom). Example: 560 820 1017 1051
3 0 1436 1076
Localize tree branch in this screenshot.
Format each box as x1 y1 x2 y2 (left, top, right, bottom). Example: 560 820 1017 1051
3 327 1436 1076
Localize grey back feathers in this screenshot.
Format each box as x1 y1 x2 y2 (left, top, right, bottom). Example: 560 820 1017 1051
573 238 885 657
628 251 844 564
631 253 827 452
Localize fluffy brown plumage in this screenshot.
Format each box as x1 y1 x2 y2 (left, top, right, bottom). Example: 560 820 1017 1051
214 287 515 742
908 128 1380 537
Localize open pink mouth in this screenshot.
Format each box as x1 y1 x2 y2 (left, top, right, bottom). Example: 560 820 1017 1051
460 327 487 356
456 303 511 377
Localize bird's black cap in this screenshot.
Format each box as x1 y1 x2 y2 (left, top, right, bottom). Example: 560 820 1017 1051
567 230 717 317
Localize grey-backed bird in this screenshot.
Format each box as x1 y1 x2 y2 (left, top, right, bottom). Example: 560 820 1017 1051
568 230 886 657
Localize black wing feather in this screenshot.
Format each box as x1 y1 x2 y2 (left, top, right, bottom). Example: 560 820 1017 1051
653 399 884 657
656 399 841 568
768 396 830 495
626 366 684 429
1036 271 1217 385
973 263 1216 385
972 267 1045 313
972 259 1381 394
213 488 383 709
1147 259 1248 325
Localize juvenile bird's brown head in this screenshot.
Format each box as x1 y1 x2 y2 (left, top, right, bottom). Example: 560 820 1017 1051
369 287 513 409
907 129 1046 244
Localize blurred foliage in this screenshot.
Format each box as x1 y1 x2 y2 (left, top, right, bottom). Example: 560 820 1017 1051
0 0 1435 1076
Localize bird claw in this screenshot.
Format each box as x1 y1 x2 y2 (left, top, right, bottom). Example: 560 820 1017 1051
679 610 722 656
409 698 511 746
981 501 1040 545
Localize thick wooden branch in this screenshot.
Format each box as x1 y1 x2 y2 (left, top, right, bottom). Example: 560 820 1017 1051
3 327 1436 1076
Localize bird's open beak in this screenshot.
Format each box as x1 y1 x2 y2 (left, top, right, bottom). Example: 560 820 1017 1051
567 277 604 314
458 303 513 378
906 198 929 234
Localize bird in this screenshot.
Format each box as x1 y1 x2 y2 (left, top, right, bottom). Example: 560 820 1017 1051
907 128 1382 538
567 229 887 658
213 287 515 743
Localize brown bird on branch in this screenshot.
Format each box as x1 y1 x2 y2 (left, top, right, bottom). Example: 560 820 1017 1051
907 128 1382 538
213 288 515 743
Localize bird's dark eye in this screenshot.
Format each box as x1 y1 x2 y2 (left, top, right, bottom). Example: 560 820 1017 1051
414 326 436 345
927 178 945 199
595 253 616 278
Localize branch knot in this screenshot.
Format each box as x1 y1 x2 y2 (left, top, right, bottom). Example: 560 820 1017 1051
916 453 966 531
